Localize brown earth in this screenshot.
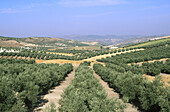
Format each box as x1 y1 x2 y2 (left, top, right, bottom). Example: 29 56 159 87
0 40 21 47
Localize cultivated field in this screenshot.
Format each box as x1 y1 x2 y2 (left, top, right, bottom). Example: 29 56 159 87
127 36 170 48
36 49 143 65
1 36 170 112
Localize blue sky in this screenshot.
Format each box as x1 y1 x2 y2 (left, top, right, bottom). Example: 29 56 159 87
0 0 170 37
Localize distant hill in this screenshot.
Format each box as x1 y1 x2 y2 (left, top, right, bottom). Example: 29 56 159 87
125 36 170 48
61 35 141 45
61 35 169 46
62 35 141 40
1 35 169 48
114 36 159 47
0 36 98 48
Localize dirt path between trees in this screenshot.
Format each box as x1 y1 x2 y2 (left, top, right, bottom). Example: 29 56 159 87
34 66 77 112
128 58 169 66
34 64 138 112
36 49 144 65
92 69 139 112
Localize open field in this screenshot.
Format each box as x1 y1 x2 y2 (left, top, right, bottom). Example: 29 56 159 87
0 40 21 47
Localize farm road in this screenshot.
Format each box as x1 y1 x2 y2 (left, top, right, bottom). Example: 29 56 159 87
34 66 77 112
92 68 139 112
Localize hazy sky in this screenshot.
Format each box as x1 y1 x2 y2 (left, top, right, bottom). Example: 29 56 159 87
0 0 170 37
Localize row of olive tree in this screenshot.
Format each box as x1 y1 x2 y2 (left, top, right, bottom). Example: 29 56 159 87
142 59 170 76
93 63 170 112
0 57 35 64
59 64 125 112
0 47 138 60
0 62 73 112
98 46 170 64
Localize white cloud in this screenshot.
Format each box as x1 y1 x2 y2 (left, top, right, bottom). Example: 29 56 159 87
0 4 35 14
58 0 128 7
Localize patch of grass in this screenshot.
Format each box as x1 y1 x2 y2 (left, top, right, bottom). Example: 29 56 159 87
44 102 56 112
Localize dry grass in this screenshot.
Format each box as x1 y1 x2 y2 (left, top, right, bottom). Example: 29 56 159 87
36 49 143 66
36 59 82 65
128 58 170 86
46 52 74 56
143 74 170 86
0 40 21 47
128 58 169 66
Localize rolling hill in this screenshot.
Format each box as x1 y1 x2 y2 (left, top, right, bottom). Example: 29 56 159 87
0 36 99 48
61 34 170 46
125 36 170 48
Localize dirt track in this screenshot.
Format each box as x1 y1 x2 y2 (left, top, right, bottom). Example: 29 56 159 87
34 66 77 112
35 65 138 112
36 49 144 65
92 70 138 112
128 58 169 66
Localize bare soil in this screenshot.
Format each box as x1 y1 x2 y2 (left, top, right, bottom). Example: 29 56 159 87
0 40 21 47
92 69 139 112
34 66 77 112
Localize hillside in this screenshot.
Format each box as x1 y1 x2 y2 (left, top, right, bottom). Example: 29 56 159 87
125 36 170 48
1 35 170 112
0 36 95 48
61 35 170 46
1 35 169 48
61 35 141 45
